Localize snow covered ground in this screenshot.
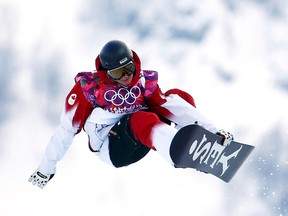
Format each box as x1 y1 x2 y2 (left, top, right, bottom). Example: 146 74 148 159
0 0 288 215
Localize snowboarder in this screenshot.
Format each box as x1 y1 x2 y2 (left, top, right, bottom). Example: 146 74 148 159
29 40 233 188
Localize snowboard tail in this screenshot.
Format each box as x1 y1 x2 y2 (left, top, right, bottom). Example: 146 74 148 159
170 125 255 182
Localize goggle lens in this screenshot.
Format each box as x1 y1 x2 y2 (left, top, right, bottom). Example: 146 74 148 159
107 62 135 80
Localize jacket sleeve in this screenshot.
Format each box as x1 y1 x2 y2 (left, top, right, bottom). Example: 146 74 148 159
37 82 94 174
146 86 219 133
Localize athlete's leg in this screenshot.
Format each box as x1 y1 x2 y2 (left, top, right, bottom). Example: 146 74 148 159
129 111 177 165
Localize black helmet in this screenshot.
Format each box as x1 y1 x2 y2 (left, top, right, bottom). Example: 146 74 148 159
99 40 133 70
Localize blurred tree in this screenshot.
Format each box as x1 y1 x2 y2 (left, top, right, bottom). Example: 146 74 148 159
0 6 18 125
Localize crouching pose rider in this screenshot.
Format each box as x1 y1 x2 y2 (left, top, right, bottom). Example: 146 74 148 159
29 40 233 188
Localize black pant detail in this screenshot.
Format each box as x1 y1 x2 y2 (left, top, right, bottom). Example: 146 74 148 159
108 114 151 168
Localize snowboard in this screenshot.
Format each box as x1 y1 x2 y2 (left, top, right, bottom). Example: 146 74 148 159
170 124 255 182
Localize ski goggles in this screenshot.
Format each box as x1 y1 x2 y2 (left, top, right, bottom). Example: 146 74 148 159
107 61 135 80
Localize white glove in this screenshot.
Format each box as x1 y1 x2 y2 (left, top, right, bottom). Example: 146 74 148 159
28 170 54 189
216 129 234 146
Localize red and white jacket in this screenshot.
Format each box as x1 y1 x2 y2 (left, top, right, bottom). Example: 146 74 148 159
38 51 218 174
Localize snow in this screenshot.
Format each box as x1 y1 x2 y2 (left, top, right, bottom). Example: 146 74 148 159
1 0 288 215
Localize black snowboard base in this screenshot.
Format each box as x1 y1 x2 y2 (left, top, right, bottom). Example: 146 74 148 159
170 124 255 182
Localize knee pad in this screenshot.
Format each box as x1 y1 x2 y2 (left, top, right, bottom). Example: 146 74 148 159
129 111 163 149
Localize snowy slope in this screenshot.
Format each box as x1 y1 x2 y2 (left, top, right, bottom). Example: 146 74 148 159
0 0 288 215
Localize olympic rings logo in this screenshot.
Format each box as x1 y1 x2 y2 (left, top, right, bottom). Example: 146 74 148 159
104 86 141 106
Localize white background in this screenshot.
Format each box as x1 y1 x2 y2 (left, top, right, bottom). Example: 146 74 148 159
0 0 288 215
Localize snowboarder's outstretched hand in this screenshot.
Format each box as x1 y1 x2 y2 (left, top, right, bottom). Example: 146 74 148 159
28 170 54 189
216 129 234 146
